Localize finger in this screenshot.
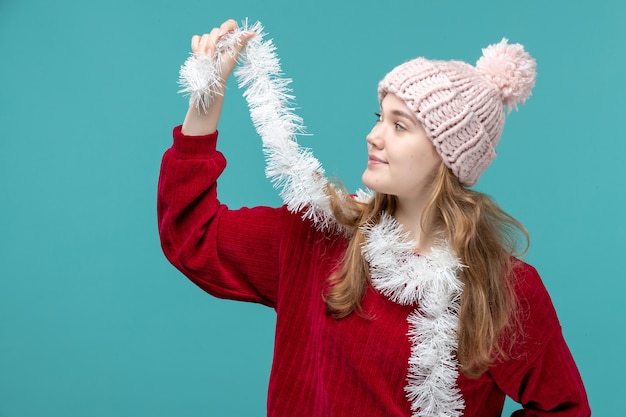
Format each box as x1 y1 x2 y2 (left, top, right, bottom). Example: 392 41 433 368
197 33 210 55
218 19 238 37
191 35 200 55
206 27 221 56
197 28 219 56
233 30 256 53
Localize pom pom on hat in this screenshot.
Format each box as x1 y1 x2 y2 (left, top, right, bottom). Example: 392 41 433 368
476 38 537 111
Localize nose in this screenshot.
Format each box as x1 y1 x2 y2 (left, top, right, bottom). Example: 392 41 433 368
366 123 384 150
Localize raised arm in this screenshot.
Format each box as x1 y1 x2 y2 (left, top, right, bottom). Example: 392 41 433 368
181 19 255 136
158 20 286 306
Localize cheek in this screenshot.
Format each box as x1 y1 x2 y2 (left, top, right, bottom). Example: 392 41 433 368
401 151 437 178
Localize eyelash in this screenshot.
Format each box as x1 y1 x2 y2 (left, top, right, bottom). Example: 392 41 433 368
375 112 406 131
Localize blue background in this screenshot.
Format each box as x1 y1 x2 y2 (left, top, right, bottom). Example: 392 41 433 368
1 0 624 415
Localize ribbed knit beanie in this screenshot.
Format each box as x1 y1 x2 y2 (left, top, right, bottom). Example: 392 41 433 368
378 38 536 186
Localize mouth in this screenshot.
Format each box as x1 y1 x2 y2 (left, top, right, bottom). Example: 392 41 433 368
368 154 387 165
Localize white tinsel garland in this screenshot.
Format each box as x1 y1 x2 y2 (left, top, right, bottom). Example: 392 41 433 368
178 20 465 417
178 20 338 231
361 214 465 416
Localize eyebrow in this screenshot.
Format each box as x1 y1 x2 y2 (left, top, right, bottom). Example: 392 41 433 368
389 109 418 126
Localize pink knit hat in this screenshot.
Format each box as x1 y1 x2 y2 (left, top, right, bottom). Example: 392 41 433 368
378 38 536 186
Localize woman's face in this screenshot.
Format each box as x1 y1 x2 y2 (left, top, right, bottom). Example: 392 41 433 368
362 94 441 201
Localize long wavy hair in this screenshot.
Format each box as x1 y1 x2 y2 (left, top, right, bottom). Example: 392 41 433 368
323 162 528 377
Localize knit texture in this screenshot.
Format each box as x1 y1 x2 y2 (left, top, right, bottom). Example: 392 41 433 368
378 39 536 186
157 127 591 417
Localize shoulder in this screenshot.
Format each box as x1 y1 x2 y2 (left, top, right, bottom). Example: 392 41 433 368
505 259 562 355
510 260 553 306
509 260 556 316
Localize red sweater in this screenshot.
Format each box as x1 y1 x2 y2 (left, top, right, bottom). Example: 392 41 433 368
158 126 590 417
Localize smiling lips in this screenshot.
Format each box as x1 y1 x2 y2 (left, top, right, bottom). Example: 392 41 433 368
368 154 388 165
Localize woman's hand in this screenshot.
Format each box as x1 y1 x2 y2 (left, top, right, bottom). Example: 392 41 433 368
191 19 255 90
182 19 255 136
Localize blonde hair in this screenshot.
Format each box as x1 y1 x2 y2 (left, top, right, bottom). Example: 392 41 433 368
323 163 528 377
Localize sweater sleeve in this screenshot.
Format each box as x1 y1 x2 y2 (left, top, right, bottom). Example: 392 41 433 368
488 263 591 416
157 125 284 307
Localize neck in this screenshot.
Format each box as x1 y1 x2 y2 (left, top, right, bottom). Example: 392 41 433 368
394 194 435 253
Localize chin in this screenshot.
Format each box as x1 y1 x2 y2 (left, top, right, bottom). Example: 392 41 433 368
361 171 376 191
361 178 385 195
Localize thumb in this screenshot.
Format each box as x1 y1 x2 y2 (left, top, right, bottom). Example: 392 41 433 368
232 30 256 55
218 30 256 79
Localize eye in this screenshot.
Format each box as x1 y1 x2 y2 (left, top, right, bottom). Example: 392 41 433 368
394 122 406 131
374 112 382 122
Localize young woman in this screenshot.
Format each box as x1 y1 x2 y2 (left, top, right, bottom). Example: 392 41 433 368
158 19 590 416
